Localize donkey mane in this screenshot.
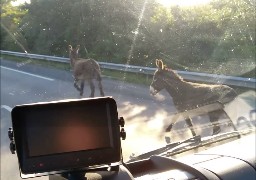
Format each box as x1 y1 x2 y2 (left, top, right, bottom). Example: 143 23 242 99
164 68 218 89
164 67 184 81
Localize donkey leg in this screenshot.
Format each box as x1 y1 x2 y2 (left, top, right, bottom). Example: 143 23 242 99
74 79 81 92
166 114 181 132
166 123 174 132
96 74 104 96
165 114 181 144
88 80 95 97
74 83 81 91
208 109 222 135
80 81 85 96
98 80 105 96
185 117 197 137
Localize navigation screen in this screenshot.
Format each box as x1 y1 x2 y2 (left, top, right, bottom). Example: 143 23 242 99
25 103 113 157
11 97 121 175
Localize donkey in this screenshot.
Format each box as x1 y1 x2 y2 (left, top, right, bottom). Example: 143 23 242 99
150 59 237 137
68 45 104 97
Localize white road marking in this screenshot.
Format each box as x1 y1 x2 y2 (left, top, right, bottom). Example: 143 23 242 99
1 105 12 112
1 66 55 81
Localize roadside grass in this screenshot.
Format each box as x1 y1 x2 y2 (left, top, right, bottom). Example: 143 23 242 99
1 54 70 70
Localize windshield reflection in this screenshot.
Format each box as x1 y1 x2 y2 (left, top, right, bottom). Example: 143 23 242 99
1 0 255 178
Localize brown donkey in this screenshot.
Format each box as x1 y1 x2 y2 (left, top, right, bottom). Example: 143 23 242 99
150 59 237 138
68 45 104 97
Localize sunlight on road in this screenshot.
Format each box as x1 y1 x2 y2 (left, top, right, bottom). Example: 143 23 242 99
147 111 167 129
118 102 170 161
153 93 168 102
121 101 147 118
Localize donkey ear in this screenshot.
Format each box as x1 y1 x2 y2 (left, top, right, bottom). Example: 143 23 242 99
76 45 80 51
158 59 164 70
156 59 159 68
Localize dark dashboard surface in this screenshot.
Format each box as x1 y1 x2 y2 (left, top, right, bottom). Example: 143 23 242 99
50 133 256 180
125 133 256 180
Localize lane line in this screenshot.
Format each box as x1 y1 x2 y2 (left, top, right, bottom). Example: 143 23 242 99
1 66 55 81
1 105 12 112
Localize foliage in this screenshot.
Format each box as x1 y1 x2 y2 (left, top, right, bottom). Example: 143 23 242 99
1 0 255 77
1 0 28 51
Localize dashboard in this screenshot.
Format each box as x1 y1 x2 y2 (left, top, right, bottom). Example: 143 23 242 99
49 132 255 180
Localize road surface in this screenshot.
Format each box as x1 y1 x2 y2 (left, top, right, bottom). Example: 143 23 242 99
1 59 251 180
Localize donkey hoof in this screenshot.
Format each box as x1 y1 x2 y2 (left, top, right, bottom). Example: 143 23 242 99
165 136 171 144
212 126 221 135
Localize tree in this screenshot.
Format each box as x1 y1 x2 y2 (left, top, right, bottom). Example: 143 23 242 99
210 0 255 60
1 0 255 72
1 0 28 52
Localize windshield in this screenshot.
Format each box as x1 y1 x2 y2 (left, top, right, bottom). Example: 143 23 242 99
1 0 255 179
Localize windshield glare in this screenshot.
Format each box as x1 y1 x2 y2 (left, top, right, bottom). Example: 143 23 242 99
1 0 255 179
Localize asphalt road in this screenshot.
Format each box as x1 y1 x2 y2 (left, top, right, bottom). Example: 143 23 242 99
0 59 176 180
1 59 254 180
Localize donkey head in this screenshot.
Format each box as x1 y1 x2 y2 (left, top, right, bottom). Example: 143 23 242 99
150 59 168 95
68 45 80 68
150 59 182 96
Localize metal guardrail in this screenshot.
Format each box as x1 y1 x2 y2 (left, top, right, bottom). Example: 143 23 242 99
1 50 255 88
1 50 69 63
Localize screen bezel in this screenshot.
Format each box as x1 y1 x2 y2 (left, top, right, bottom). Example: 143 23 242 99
11 97 121 175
